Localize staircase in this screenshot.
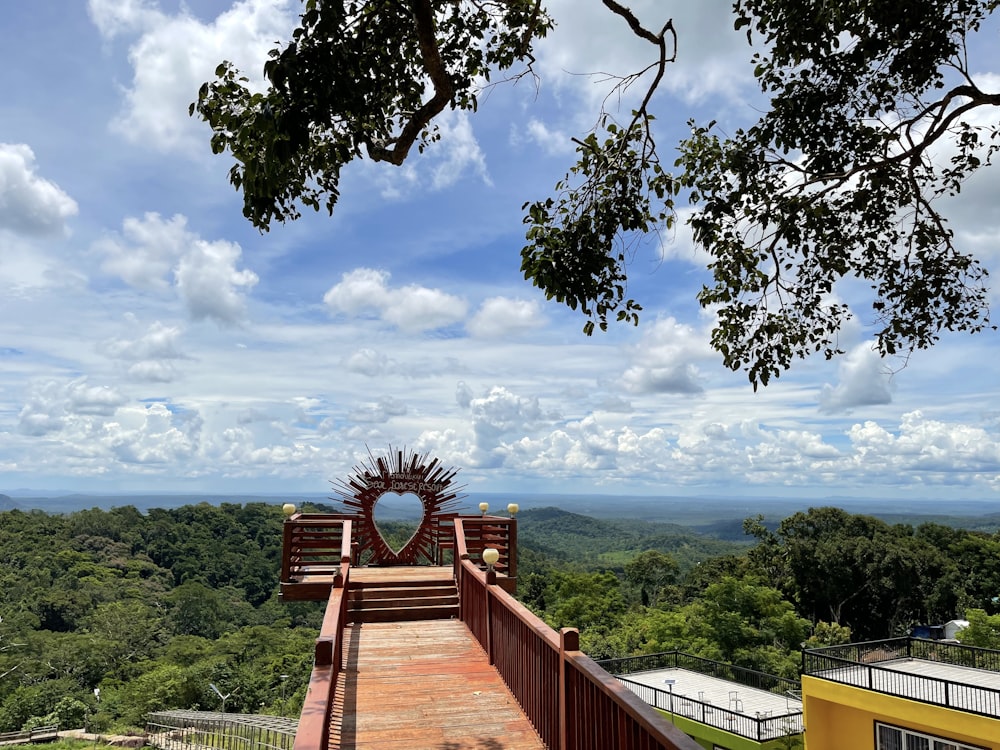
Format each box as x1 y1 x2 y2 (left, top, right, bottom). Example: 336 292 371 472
347 568 459 623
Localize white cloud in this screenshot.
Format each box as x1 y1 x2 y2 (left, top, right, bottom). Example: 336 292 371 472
102 320 185 361
96 212 189 290
621 317 710 394
467 297 543 338
517 119 575 156
595 395 633 413
819 345 894 414
466 385 548 467
456 381 474 409
100 321 187 382
0 144 78 236
430 112 491 190
0 235 86 295
175 237 258 324
344 348 392 377
88 0 160 38
89 0 297 152
621 364 704 395
661 207 712 267
347 397 408 424
104 402 199 464
323 268 467 332
18 378 129 436
847 411 1000 476
368 109 492 200
95 213 258 324
534 2 754 109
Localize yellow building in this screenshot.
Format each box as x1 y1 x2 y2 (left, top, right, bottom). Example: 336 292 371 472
801 637 1000 750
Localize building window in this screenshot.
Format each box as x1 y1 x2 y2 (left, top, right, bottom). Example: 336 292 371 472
875 722 986 750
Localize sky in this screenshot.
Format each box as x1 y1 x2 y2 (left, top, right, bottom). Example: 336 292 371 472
1 0 999 501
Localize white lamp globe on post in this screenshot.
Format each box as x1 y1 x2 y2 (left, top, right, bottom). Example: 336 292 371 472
478 502 489 517
507 503 519 517
482 547 500 572
282 503 296 518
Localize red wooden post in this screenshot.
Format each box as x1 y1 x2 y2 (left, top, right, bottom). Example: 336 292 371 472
486 569 497 665
507 517 518 579
560 627 579 750
281 518 295 583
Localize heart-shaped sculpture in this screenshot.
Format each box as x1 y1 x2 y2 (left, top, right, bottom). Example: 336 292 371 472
371 491 426 558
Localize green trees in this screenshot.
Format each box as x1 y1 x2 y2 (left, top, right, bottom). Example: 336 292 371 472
0 503 322 733
624 550 679 606
960 609 1000 648
194 0 999 387
521 505 1000 672
742 507 1000 640
636 576 809 678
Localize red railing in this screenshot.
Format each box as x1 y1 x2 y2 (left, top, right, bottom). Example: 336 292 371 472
454 520 700 750
290 523 352 750
455 516 517 578
281 514 355 582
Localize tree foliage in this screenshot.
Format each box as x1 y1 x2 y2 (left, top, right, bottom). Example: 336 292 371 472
192 0 552 228
742 507 1000 640
194 0 998 388
4 500 1000 732
0 503 322 733
678 0 999 387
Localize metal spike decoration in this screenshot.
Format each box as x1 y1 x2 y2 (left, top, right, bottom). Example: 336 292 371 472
330 445 466 566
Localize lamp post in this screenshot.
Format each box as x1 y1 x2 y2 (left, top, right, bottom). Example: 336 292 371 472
209 683 234 716
663 679 676 723
507 503 519 517
280 674 288 715
89 688 100 748
478 502 489 517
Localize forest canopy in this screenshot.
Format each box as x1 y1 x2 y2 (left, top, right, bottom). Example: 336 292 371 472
2 502 1000 731
193 0 999 388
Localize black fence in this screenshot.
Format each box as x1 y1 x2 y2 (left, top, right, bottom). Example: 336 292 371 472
802 637 1000 718
614 676 803 743
596 651 803 742
599 650 800 696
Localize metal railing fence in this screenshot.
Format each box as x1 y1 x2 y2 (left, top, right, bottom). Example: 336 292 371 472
147 711 297 750
803 637 1000 718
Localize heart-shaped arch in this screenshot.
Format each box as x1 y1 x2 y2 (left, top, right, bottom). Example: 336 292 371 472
331 447 465 566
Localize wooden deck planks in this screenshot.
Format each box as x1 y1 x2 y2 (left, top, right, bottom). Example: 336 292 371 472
349 565 455 585
330 619 546 750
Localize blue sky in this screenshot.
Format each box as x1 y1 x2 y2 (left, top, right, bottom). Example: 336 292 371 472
1 0 999 500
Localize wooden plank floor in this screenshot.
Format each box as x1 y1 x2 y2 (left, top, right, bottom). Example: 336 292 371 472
349 565 454 585
329 619 546 750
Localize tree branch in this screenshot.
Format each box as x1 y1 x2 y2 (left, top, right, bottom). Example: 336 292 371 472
366 0 456 164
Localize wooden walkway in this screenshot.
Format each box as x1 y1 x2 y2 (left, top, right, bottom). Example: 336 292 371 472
329 619 545 750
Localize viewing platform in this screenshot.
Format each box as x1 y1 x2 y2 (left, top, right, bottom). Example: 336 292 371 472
280 512 701 750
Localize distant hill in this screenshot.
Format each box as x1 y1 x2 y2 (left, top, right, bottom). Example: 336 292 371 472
3 489 998 535
0 493 19 511
516 506 748 571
